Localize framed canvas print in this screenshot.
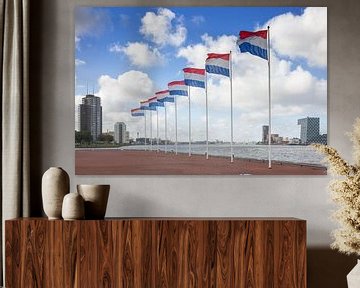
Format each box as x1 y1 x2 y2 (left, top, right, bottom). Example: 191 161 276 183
75 6 327 175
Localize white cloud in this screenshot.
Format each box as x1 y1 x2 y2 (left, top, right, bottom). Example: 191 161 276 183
75 59 86 66
109 43 122 53
191 15 205 25
177 33 237 67
96 70 155 132
265 7 327 68
177 32 327 141
109 42 164 68
140 8 187 47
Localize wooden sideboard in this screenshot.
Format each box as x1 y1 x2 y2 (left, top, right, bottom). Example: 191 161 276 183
5 218 306 287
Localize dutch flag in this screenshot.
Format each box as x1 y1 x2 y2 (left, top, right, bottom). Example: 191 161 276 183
156 90 174 103
183 68 206 88
148 96 164 107
237 30 268 60
168 80 188 96
205 53 230 77
140 99 156 111
131 108 145 117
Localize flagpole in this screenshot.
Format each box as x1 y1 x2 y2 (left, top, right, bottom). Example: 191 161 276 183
150 110 153 151
175 95 178 155
188 86 191 157
205 71 209 159
144 111 147 150
156 108 159 152
230 51 234 163
267 26 272 169
165 103 167 153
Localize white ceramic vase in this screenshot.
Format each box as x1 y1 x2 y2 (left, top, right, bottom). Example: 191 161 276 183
42 167 70 219
62 192 85 220
347 259 360 288
77 184 110 219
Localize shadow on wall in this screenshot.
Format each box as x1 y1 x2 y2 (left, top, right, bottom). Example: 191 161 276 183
308 248 357 288
29 0 46 216
107 192 183 217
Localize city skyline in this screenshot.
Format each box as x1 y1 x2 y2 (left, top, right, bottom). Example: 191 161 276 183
77 95 325 145
75 6 327 142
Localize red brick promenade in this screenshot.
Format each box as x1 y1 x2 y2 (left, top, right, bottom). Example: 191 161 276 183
75 149 326 175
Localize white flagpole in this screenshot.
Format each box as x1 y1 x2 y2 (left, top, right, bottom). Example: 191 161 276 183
165 103 167 153
230 51 234 163
175 96 178 155
156 108 159 152
150 110 153 151
144 111 147 150
188 86 191 157
205 72 209 159
267 26 272 169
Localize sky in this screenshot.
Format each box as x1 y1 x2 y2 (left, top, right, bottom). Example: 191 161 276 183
75 6 327 143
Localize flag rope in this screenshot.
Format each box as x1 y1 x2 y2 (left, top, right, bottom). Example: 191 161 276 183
144 111 147 150
230 51 234 163
267 26 272 169
150 110 153 151
157 108 159 152
205 72 209 159
188 86 191 157
175 96 178 155
165 104 167 153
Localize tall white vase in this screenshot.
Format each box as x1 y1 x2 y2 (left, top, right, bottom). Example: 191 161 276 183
347 259 360 288
42 167 70 219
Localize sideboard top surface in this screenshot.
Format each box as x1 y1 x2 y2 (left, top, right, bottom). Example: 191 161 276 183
6 217 305 222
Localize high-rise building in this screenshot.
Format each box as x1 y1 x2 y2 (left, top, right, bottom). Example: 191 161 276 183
262 125 269 144
297 117 320 145
79 94 102 141
114 122 126 144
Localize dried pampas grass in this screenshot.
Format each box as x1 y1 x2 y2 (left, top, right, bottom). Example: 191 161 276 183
313 118 360 256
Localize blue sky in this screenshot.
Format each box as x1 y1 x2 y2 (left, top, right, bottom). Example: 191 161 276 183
75 6 327 142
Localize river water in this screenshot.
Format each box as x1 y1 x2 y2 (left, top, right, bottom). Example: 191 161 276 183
121 143 325 166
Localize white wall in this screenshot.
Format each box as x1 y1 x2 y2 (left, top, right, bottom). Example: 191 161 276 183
33 0 360 247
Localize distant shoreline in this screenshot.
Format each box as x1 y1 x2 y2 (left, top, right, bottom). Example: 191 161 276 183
75 142 314 148
75 149 327 175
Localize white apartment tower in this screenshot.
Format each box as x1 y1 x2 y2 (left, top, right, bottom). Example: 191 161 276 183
114 122 126 144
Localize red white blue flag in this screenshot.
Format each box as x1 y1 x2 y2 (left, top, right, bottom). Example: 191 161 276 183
183 68 205 88
205 53 230 77
237 30 268 60
156 90 174 103
140 99 156 111
148 96 164 107
131 108 145 117
168 80 188 96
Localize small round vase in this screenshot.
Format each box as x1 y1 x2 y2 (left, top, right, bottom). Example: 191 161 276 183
62 192 85 220
77 184 110 219
42 167 70 219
